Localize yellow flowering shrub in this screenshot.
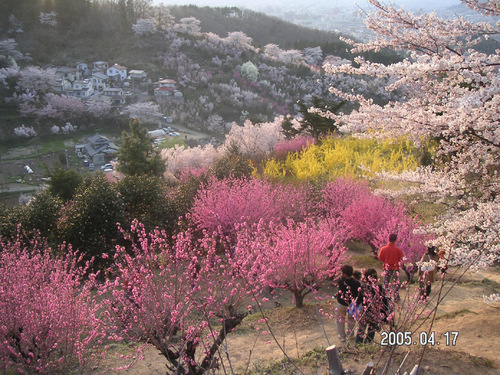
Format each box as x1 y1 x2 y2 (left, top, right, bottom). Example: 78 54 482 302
262 136 423 180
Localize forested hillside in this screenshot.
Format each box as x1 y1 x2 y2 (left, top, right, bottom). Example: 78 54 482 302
0 0 403 141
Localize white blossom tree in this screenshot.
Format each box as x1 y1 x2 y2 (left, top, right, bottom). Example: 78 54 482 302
85 96 112 118
14 125 37 138
132 18 157 35
323 0 500 267
240 61 259 82
225 31 254 51
39 12 58 27
173 17 201 36
222 118 286 158
124 101 162 121
206 114 225 134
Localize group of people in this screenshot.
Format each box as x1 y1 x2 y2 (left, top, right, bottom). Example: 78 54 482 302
335 233 441 345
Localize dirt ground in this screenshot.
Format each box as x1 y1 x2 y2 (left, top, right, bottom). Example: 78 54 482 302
94 261 500 375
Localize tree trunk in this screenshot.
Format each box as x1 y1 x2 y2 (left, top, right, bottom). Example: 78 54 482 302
294 290 304 308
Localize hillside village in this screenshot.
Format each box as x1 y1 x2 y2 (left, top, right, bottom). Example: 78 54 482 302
52 61 182 108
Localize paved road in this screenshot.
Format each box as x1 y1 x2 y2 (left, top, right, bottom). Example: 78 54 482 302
0 182 45 193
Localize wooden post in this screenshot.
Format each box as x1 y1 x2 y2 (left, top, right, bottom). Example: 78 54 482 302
362 361 374 375
404 364 424 375
326 345 343 375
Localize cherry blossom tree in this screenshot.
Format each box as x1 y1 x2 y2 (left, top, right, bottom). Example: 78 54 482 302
124 101 162 121
15 66 57 93
323 0 500 267
225 31 254 51
0 39 29 67
221 118 285 158
303 46 323 67
85 96 112 118
132 18 157 35
161 144 219 181
173 17 201 36
44 94 85 118
14 125 37 138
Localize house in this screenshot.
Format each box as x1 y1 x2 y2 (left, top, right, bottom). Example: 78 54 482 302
125 69 149 90
107 63 127 82
68 79 94 98
153 78 177 97
128 70 148 81
153 78 176 89
103 87 125 105
93 61 109 73
82 134 119 165
52 78 72 93
76 62 90 76
154 86 175 97
55 66 80 82
91 72 108 92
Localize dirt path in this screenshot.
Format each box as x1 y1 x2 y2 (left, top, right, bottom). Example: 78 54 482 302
94 266 500 375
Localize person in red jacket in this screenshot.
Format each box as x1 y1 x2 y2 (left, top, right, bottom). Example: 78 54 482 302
378 233 404 302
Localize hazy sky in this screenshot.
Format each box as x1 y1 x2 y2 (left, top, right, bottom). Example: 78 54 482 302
152 0 463 11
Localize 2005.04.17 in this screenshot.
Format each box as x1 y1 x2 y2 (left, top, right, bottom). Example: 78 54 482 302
380 331 459 346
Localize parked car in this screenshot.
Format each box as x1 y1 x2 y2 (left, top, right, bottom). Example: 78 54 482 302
88 163 94 171
83 159 89 166
100 163 113 170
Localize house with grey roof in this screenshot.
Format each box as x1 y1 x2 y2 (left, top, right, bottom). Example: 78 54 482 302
77 133 119 165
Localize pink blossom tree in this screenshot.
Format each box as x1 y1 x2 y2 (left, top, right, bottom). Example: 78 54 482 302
320 178 428 277
272 136 315 160
320 178 372 219
234 219 347 308
0 237 105 374
190 177 310 240
100 222 254 374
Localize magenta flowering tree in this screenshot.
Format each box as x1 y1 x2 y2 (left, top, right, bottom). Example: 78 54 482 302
190 177 310 240
100 222 255 374
341 194 401 251
272 136 315 160
341 193 429 280
0 238 105 374
320 178 372 219
319 178 428 277
234 219 347 308
373 214 431 281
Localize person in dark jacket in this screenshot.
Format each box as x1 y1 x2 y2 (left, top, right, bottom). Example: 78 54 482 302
355 269 389 344
335 265 361 342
